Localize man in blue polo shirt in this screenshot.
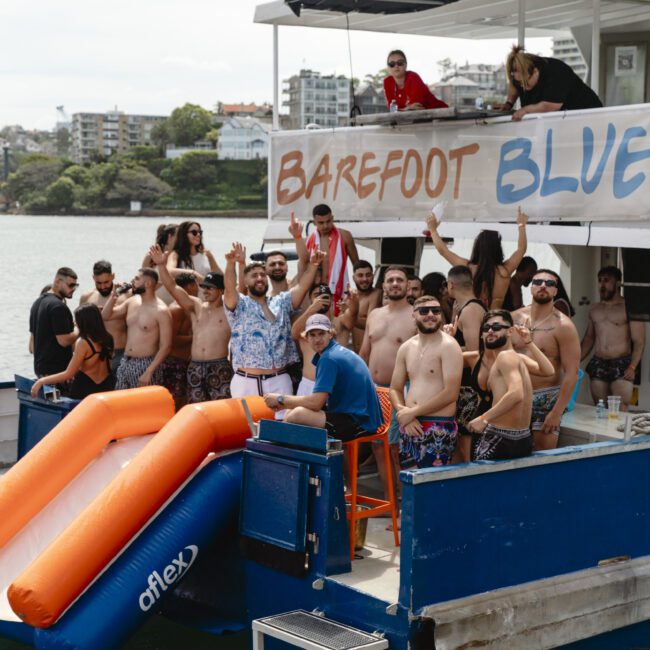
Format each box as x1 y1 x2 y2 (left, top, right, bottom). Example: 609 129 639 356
264 314 382 441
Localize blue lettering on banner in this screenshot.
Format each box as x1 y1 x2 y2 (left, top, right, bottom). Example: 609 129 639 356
541 128 578 196
613 126 650 199
581 124 615 194
495 138 539 203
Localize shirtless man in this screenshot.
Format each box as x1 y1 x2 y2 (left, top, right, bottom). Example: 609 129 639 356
102 268 172 389
79 260 128 375
159 273 195 409
390 296 463 467
151 246 233 404
512 269 581 450
581 266 646 410
360 266 417 498
468 311 536 460
291 285 359 395
351 260 382 351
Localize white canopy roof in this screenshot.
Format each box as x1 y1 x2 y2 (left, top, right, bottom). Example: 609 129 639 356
254 0 650 40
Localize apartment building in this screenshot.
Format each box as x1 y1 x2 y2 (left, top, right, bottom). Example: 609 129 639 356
552 34 588 81
283 70 351 129
71 109 167 163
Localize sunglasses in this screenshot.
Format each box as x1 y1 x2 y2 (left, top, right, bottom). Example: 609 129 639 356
387 59 406 68
188 229 203 236
415 306 442 316
66 282 79 289
531 278 558 288
482 322 509 333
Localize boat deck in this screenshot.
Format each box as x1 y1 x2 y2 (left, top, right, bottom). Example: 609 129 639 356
329 517 401 604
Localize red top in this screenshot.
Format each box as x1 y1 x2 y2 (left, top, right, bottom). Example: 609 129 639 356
383 71 447 110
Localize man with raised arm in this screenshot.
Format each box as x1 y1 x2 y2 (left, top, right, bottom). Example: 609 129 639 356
102 268 172 389
351 260 382 351
224 242 323 400
306 204 359 312
581 266 646 411
390 296 463 467
79 260 128 376
468 310 554 460
360 266 417 499
150 246 233 404
512 269 581 450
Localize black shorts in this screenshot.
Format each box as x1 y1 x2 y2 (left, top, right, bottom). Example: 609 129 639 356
324 412 370 442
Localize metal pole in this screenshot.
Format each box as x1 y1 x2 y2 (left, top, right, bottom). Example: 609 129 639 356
591 0 601 94
273 24 280 131
517 0 526 48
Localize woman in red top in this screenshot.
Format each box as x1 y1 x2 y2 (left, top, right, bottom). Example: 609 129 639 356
383 49 447 111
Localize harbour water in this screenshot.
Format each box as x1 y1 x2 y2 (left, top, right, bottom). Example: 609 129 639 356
0 214 558 382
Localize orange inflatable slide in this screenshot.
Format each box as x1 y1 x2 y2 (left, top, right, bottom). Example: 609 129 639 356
0 387 272 629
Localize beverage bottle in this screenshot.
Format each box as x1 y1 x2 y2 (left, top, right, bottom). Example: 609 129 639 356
596 399 606 421
389 99 398 113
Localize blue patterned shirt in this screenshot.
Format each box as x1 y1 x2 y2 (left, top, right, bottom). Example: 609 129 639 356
226 291 300 370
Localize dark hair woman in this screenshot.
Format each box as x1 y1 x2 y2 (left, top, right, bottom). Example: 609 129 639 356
166 221 222 283
421 271 453 323
142 223 178 269
426 206 528 309
31 304 114 400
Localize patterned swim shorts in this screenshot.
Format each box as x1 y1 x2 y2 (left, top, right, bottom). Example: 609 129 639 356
115 356 163 390
161 356 188 402
399 417 458 468
473 424 532 461
187 358 234 404
531 385 561 432
586 355 632 383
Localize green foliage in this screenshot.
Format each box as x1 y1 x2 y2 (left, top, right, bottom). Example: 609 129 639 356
165 151 220 190
45 177 76 211
5 154 64 203
56 128 71 157
106 166 172 203
204 128 220 144
150 121 171 149
167 103 212 146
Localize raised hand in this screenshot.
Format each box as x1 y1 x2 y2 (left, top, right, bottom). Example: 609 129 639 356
149 244 167 266
443 315 458 337
226 242 246 264
310 248 326 267
288 211 303 239
513 322 532 345
517 206 529 226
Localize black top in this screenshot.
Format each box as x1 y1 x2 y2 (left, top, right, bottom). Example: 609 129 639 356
453 299 486 349
515 57 602 111
457 352 492 435
29 293 74 376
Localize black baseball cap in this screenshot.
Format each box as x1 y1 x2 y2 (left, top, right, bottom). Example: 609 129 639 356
200 272 224 290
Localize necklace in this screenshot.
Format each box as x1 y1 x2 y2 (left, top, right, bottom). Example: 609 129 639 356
530 310 554 332
418 339 435 359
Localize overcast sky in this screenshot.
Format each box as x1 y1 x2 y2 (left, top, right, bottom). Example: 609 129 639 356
1 0 552 130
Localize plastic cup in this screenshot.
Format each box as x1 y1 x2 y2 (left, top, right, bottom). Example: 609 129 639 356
607 396 621 419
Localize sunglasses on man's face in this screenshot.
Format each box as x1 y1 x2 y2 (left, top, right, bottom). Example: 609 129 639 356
531 278 557 288
387 60 406 68
188 229 203 236
482 322 509 333
415 306 442 316
66 282 79 289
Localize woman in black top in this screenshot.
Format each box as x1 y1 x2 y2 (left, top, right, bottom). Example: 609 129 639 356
502 45 602 121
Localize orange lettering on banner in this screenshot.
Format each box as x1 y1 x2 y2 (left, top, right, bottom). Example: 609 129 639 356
358 152 380 199
424 148 447 198
334 155 358 201
305 154 333 199
379 150 403 200
401 149 423 198
449 144 480 199
276 151 306 205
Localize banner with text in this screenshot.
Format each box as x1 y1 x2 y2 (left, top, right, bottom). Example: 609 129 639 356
270 105 650 222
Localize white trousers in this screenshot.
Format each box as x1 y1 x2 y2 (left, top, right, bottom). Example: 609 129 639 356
230 372 293 420
296 376 316 396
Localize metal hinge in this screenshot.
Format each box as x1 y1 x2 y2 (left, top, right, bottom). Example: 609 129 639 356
309 476 321 497
307 532 319 555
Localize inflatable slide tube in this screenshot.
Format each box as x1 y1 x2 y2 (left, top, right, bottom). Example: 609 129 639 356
34 452 243 650
0 387 173 549
9 396 272 628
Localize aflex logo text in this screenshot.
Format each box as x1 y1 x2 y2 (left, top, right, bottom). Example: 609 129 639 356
139 545 199 611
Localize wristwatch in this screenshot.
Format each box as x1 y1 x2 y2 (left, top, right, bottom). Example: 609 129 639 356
277 395 285 406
